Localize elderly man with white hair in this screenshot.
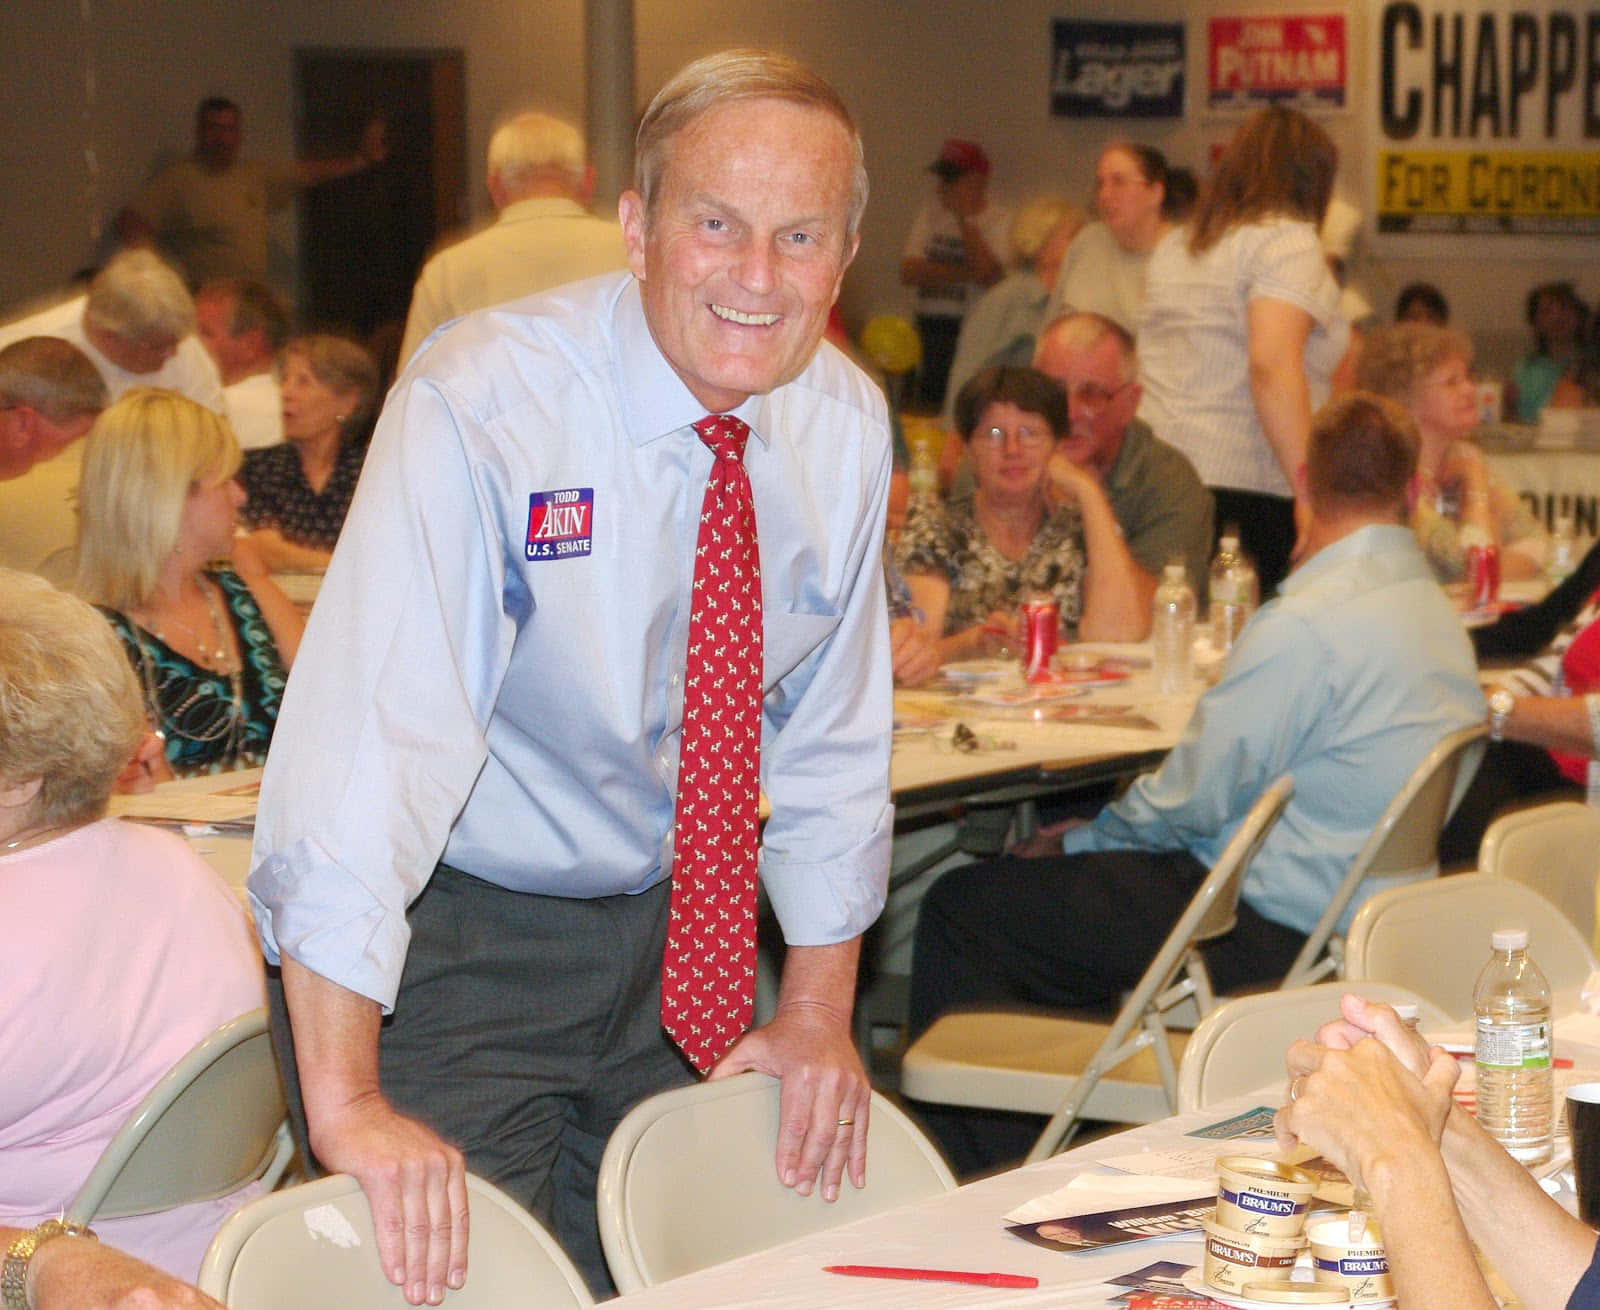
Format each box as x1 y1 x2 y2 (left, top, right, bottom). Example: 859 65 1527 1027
0 251 223 413
397 110 627 361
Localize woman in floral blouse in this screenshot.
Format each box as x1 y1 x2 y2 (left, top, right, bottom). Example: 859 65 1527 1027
895 365 1149 664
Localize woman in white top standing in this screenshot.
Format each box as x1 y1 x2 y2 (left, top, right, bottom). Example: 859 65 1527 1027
1044 142 1193 336
1136 107 1348 597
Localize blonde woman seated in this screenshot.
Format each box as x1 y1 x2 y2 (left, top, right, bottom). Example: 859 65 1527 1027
1356 322 1546 582
0 569 265 1284
239 332 378 573
895 365 1149 663
75 388 302 777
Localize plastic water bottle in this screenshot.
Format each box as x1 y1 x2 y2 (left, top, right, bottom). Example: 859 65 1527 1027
1208 532 1259 656
1474 927 1554 1165
1548 514 1578 586
1152 561 1196 697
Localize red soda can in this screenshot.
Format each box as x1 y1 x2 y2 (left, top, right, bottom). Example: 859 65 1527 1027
1021 597 1059 681
1466 542 1501 610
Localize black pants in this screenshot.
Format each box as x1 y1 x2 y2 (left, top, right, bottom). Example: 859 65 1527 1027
1210 487 1297 599
269 867 693 1298
906 849 1306 1177
914 313 962 410
1438 740 1581 867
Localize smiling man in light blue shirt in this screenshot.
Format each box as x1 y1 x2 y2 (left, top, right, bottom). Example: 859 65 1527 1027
250 52 893 1304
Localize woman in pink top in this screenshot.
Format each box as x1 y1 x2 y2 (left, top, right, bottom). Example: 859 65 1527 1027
0 568 265 1286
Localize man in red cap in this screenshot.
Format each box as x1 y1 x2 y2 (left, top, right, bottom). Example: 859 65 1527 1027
900 138 1010 409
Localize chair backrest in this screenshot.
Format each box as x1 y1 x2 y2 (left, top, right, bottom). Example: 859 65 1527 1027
199 1172 592 1308
1344 873 1599 1021
65 1008 289 1225
1177 981 1453 1112
1022 774 1295 1160
1281 723 1487 987
596 1072 955 1293
1479 801 1600 949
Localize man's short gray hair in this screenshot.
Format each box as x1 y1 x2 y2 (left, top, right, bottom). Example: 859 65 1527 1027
488 111 587 195
0 337 107 423
1036 312 1137 385
83 249 195 346
198 278 290 354
634 49 868 240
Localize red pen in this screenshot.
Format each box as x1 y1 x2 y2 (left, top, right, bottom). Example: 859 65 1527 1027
824 1264 1039 1289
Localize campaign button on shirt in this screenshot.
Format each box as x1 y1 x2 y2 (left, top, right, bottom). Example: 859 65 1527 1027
526 487 595 560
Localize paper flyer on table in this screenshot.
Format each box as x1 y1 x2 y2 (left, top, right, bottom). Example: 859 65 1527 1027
1005 1190 1214 1252
1005 1172 1212 1225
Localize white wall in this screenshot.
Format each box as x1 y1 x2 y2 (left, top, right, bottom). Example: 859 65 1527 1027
4 0 1595 378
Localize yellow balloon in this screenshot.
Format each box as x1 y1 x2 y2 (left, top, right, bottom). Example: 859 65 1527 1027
861 314 922 375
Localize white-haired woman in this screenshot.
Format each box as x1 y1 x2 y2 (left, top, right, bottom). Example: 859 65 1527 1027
1356 322 1546 583
0 568 265 1283
239 332 378 573
75 388 302 776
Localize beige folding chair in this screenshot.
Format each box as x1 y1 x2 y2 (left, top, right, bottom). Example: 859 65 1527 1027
1344 873 1598 1021
1479 800 1600 951
595 1071 954 1293
899 774 1294 1163
1281 723 1486 988
1176 981 1452 1112
64 1008 292 1228
199 1172 592 1308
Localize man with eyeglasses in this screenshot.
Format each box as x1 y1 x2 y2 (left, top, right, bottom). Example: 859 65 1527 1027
1034 312 1213 601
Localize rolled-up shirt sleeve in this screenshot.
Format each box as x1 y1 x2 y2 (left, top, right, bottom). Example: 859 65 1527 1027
249 374 517 1011
756 404 896 946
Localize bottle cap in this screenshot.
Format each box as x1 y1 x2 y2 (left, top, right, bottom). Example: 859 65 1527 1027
1163 560 1186 582
1220 534 1240 553
1394 1002 1419 1022
1492 927 1529 951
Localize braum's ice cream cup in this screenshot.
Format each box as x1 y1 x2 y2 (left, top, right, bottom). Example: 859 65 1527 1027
1215 1156 1319 1236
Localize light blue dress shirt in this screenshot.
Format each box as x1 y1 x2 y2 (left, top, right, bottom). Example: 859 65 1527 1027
249 273 895 1010
1061 524 1483 935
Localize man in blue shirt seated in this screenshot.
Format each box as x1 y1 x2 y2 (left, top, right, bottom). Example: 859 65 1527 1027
907 391 1484 1176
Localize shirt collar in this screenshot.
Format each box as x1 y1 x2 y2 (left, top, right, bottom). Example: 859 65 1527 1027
1279 522 1418 596
497 195 594 224
610 276 774 450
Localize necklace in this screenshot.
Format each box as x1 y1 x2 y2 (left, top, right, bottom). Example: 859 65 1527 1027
136 575 237 672
127 574 248 771
2 821 82 856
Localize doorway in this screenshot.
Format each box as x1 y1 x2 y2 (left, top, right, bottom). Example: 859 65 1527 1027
294 48 465 373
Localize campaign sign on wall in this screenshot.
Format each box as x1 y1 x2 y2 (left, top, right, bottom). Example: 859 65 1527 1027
1375 2 1600 234
1051 20 1185 119
1207 13 1348 111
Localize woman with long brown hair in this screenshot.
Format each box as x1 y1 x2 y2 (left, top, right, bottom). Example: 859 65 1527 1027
1135 106 1349 595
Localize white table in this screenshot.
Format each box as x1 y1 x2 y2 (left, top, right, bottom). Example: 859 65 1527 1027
108 767 261 893
608 1090 1279 1309
891 644 1198 817
616 1008 1600 1308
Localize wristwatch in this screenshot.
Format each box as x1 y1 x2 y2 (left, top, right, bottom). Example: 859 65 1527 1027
1487 688 1515 742
2 1220 96 1310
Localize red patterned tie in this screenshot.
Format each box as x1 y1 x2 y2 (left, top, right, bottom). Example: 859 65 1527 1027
662 414 764 1073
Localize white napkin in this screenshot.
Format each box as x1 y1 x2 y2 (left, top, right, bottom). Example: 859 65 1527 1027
1004 1171 1212 1225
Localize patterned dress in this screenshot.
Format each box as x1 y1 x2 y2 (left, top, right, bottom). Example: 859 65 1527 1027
101 568 288 775
894 492 1086 638
239 437 366 550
